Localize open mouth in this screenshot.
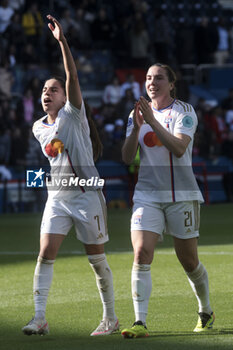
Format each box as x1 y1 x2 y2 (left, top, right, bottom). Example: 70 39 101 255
44 98 52 104
148 85 158 92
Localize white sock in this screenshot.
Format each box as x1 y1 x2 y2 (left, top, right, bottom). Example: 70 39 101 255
88 254 116 320
33 256 55 320
186 261 212 314
132 263 152 324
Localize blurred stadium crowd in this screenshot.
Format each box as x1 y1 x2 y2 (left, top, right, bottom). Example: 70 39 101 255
0 0 233 203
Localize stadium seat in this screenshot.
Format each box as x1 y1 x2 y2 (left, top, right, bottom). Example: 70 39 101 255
189 85 218 105
115 68 146 89
91 50 112 67
96 160 130 205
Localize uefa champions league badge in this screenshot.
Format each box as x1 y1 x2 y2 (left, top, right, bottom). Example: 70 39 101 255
127 117 133 127
26 168 45 187
182 115 194 128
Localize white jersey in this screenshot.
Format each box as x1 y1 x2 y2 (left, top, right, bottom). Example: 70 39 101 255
126 99 204 203
33 100 101 199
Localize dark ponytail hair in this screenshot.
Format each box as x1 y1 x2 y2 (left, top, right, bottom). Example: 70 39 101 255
46 75 66 91
44 77 103 162
84 100 103 162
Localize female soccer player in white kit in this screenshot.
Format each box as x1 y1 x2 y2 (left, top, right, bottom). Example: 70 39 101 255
22 15 119 336
121 63 215 338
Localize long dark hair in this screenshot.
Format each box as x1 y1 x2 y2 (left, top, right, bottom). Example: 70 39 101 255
150 63 177 98
84 100 103 162
44 76 103 162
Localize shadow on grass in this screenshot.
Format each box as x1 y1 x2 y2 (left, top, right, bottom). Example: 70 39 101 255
1 326 233 350
149 328 233 337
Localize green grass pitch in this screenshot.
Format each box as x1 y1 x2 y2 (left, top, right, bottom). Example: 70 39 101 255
0 203 233 350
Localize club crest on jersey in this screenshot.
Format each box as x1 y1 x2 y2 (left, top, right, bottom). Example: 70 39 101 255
45 138 64 158
182 115 194 128
164 117 172 124
134 215 142 225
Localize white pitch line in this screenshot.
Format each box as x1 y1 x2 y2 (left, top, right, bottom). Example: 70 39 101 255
109 251 233 256
0 251 83 256
0 251 233 256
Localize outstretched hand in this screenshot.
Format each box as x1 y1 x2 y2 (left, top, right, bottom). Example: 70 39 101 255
47 14 64 41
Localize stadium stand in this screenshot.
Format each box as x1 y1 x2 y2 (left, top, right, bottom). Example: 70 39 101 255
0 0 233 212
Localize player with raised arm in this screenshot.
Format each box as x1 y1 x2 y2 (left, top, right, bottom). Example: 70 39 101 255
121 63 215 338
22 15 119 337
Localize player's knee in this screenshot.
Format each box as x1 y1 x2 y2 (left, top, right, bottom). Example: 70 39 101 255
39 246 57 260
183 258 199 273
134 245 153 264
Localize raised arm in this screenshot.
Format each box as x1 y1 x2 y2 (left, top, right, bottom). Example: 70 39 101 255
47 14 82 109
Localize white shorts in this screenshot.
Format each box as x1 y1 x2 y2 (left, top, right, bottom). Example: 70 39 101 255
40 190 108 245
131 200 200 239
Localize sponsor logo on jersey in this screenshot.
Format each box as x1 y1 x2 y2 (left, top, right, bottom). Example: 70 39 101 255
45 138 64 158
144 131 163 147
182 115 194 128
